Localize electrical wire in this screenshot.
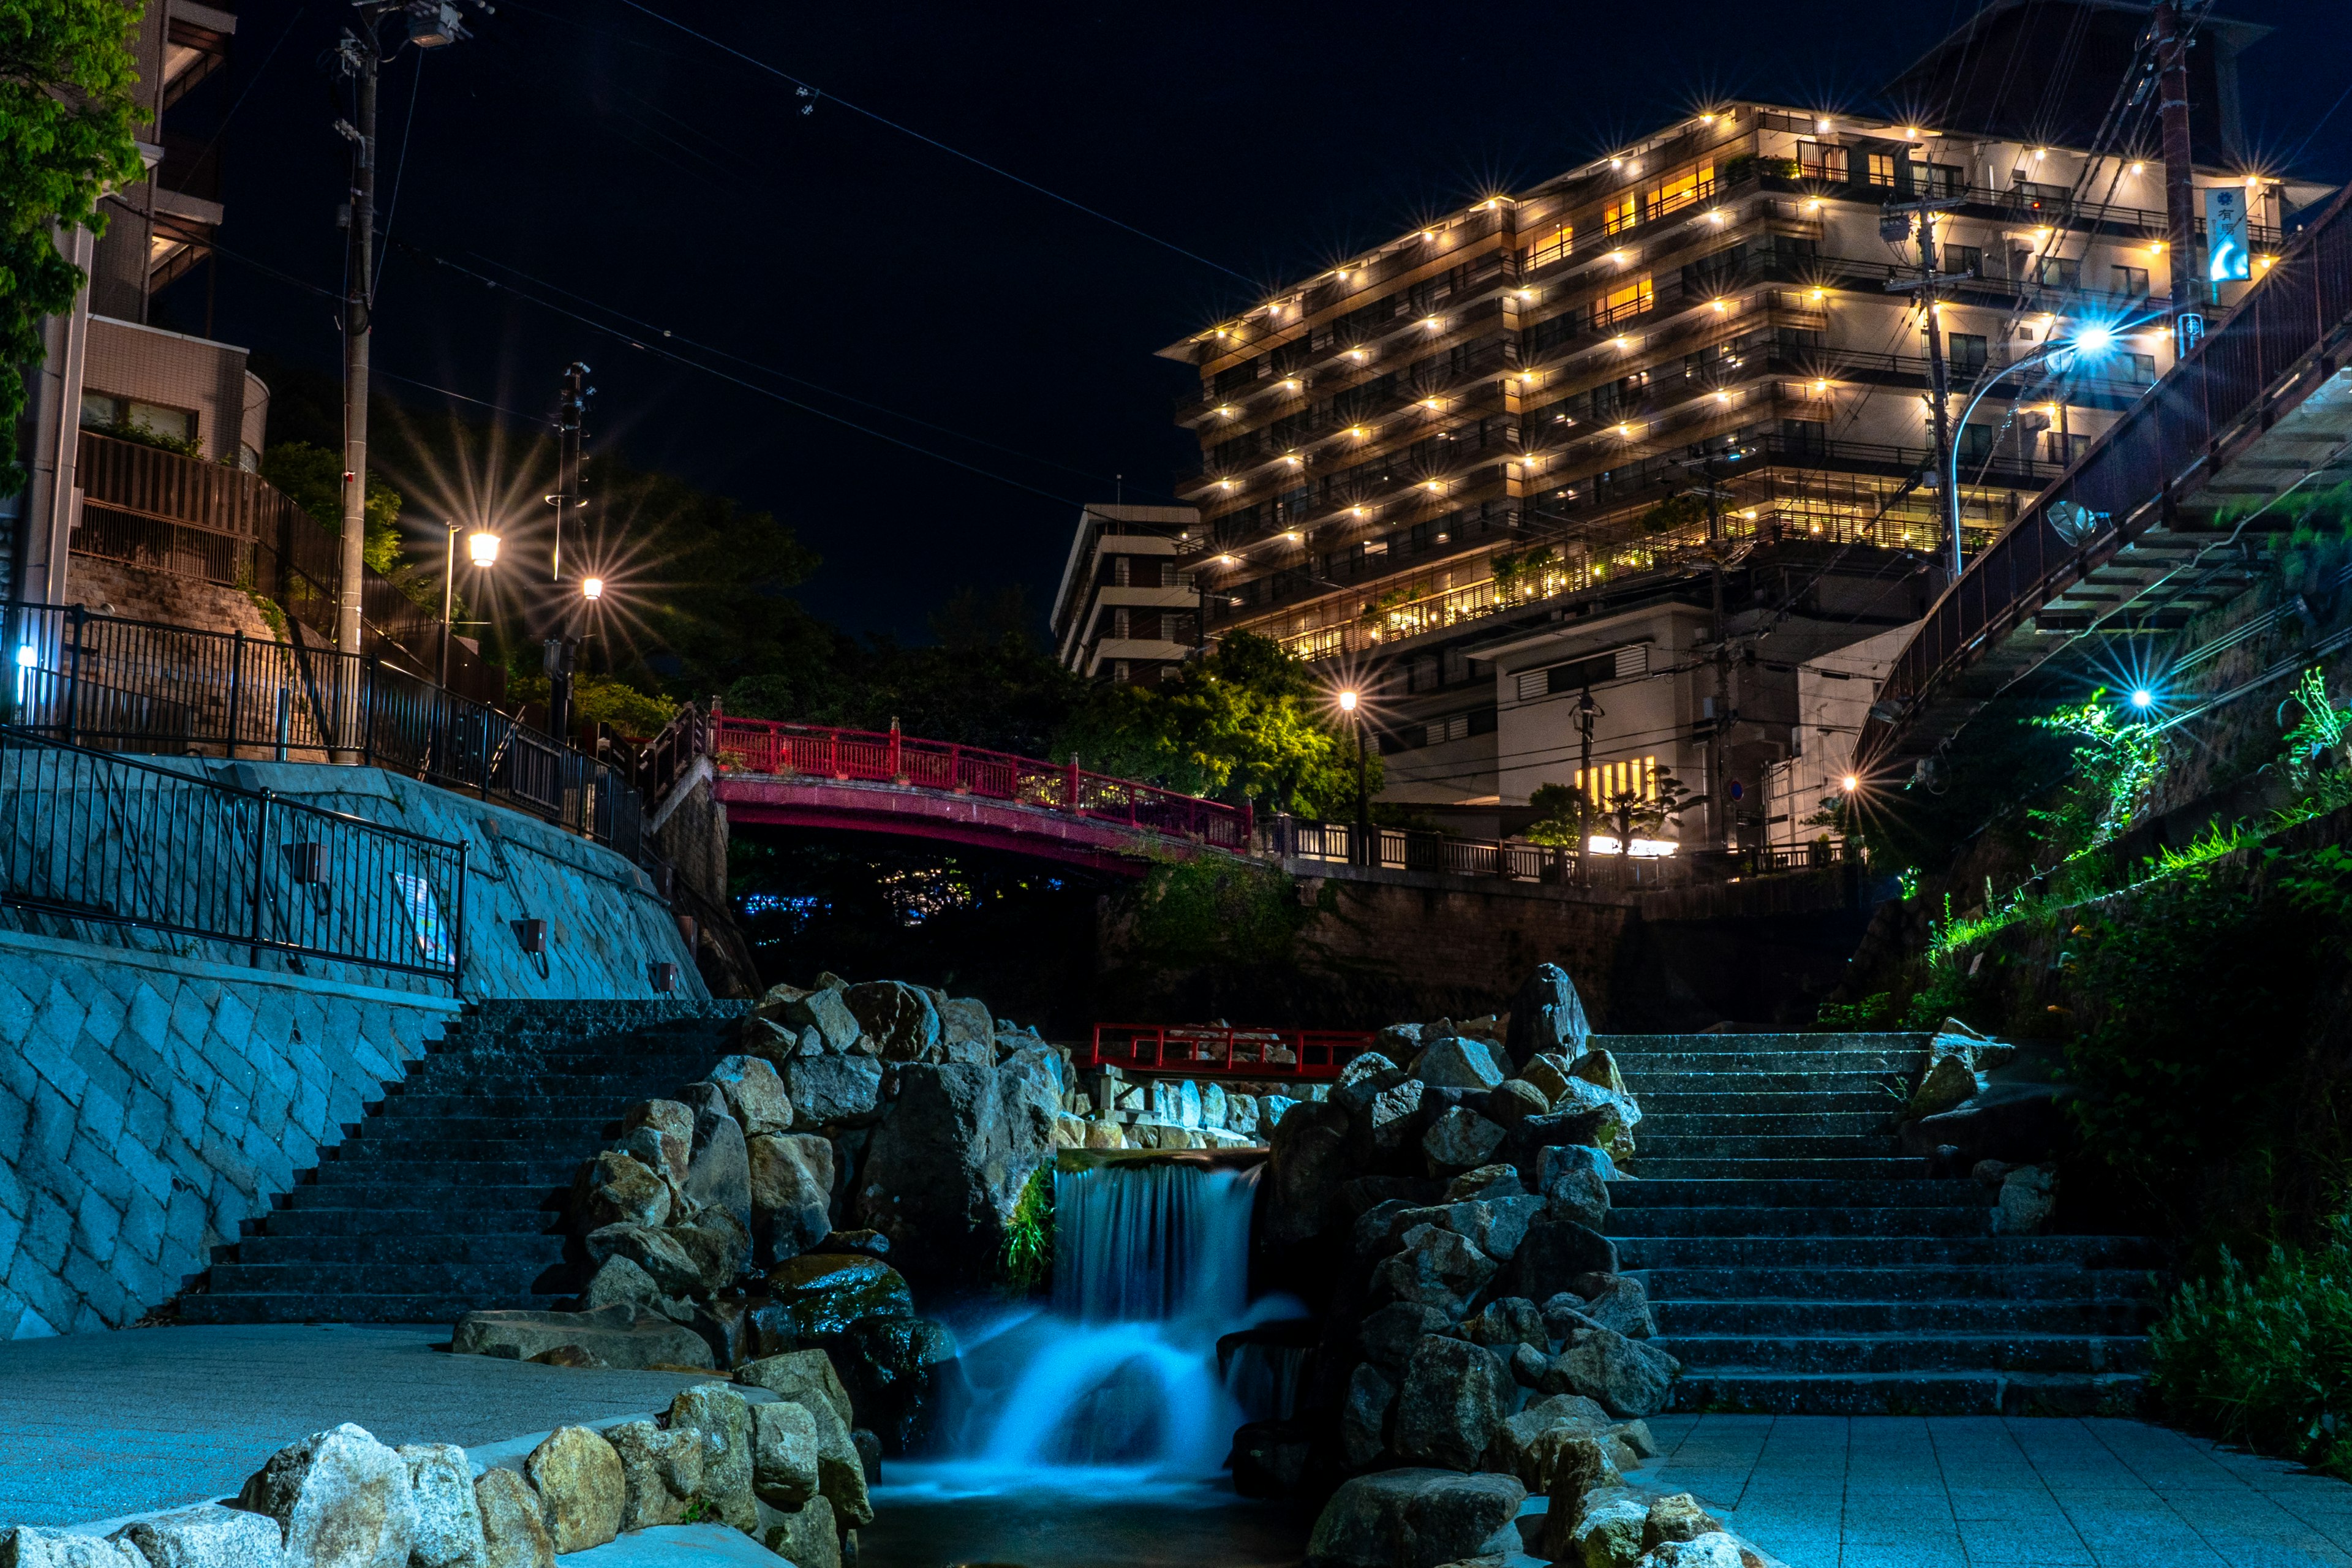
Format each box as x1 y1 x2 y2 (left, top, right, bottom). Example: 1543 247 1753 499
601 0 1254 285
372 51 425 294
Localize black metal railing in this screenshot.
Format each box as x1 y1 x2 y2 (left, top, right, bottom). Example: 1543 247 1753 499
0 602 644 861
0 729 466 990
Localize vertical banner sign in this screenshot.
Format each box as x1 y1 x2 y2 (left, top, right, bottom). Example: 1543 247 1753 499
2206 186 2252 282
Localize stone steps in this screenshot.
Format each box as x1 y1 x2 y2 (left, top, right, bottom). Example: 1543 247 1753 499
1599 1030 2155 1415
189 1002 744 1324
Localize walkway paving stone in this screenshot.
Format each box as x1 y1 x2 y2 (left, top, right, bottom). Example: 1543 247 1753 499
1638 1414 2352 1566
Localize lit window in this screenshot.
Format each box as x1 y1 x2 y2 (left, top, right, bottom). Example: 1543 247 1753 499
1603 194 1638 235
1527 224 1574 268
1594 277 1654 328
1865 152 1897 187
1646 164 1714 219
1797 143 1848 182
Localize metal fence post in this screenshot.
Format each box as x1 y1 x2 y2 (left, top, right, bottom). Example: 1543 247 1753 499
249 787 271 969
451 837 468 997
64 606 84 745
227 630 244 758
361 655 378 768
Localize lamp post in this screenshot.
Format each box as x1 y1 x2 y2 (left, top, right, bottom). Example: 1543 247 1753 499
1945 326 2121 576
1338 688 1367 865
439 526 500 688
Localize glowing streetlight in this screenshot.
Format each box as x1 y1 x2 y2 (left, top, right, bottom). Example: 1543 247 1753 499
581 576 605 602
1338 690 1359 713
1841 775 1859 793
467 530 502 567
2130 687 2154 710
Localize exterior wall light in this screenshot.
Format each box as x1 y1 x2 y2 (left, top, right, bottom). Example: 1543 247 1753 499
648 960 680 993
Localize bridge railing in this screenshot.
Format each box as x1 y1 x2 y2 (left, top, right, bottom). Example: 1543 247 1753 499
1858 180 2352 769
1077 1023 1379 1080
704 714 1254 850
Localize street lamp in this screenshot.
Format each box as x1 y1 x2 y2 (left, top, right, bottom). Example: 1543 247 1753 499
1337 689 1368 864
440 524 500 688
467 529 502 567
1943 322 2136 577
581 576 605 602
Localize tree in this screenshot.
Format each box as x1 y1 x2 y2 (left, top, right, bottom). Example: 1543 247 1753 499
1596 764 1696 858
1524 782 1585 848
1 0 146 495
262 440 406 573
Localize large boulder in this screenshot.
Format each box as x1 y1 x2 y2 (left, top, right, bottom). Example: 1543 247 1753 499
1373 1225 1497 1316
112 1507 284 1568
1304 1469 1525 1568
1537 1143 1614 1230
750 1404 820 1509
1487 1393 1615 1489
759 1496 837 1568
1264 1099 1352 1246
853 1061 1055 1289
682 1093 753 1232
762 986 860 1053
1535 1433 1624 1559
6 1534 147 1568
1414 1038 1505 1091
1578 1275 1657 1339
839 1314 957 1454
669 1212 753 1296
622 1102 693 1185
708 1057 796 1136
578 1227 704 1299
574 1152 670 1232
1421 1108 1504 1171
1546 1326 1680 1417
665 1386 755 1532
600 1422 704 1533
1564 1494 1649 1567
1509 1219 1620 1299
783 1054 886 1130
737 1350 856 1430
843 981 940 1060
1390 1335 1507 1471
1359 1301 1451 1371
521 1428 623 1555
765 1253 916 1338
233 1423 416 1568
468 1472 551 1568
396 1445 484 1568
1507 963 1591 1069
747 1133 835 1264
737 1359 871 1527
1460 1297 1547 1351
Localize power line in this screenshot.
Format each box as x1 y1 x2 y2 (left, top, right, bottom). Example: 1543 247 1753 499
373 50 424 293
602 0 1254 285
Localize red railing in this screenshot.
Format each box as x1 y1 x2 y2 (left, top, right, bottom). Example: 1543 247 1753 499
706 714 1253 851
1078 1023 1379 1080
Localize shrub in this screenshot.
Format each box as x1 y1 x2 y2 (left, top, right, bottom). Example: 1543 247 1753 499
2149 1220 2352 1479
1001 1164 1054 1294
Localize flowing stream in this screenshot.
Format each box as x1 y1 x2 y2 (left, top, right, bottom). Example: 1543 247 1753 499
861 1158 1313 1566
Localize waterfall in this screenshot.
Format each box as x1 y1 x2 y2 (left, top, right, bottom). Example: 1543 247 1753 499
887 1158 1293 1491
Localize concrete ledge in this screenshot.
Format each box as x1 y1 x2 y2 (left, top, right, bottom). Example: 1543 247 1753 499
0 926 467 1014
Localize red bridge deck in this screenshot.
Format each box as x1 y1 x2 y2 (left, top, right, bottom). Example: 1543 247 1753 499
1077 1023 1379 1080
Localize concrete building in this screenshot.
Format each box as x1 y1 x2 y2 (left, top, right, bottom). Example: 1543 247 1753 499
1049 503 1202 683
1154 0 2330 849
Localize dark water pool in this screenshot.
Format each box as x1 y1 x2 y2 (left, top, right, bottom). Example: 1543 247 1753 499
858 1469 1313 1568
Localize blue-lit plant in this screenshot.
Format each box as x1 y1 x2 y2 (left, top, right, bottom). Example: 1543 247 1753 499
2028 689 2165 856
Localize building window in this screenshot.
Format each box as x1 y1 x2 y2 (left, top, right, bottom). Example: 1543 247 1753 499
80 391 196 448
2048 431 2090 465
1646 165 1714 219
1796 142 1847 182
1910 162 1963 197
1574 756 1658 805
1603 194 1638 235
2113 265 2150 298
1946 244 1984 277
2034 255 2081 288
1947 332 1989 376
1527 224 1574 268
1958 423 1999 464
2118 352 2158 383
1594 277 1653 328
1864 152 1898 188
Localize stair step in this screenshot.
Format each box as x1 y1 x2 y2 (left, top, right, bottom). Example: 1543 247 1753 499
227 1233 572 1266
1626 1112 1893 1136
205 1261 581 1295
309 1159 587 1186
1616 1071 1908 1096
1606 1205 1992 1238
282 1183 565 1212
335 1138 607 1162
1617 1235 2157 1268
1651 1298 2155 1335
1605 1178 1983 1207
1653 1333 2152 1374
1631 1158 1932 1180
1612 1052 1926 1072
255 1206 565 1236
179 1293 571 1326
1634 1265 2155 1302
1635 1093 1899 1115
1634 1135 1904 1159
1665 1370 2145 1417
1593 1033 1931 1054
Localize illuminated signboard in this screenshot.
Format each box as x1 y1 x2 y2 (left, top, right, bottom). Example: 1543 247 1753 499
2206 186 2252 282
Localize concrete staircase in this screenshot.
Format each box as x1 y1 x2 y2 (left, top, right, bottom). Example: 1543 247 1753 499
1597 1031 2155 1415
183 1001 745 1325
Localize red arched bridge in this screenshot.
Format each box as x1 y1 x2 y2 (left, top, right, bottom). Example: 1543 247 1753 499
640 709 1253 873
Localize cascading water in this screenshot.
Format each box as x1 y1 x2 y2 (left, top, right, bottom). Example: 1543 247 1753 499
886 1157 1298 1493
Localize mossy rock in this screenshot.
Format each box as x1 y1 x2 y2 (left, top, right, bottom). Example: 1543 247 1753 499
763 1252 915 1338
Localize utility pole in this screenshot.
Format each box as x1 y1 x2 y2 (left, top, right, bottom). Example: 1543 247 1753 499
1677 451 1744 851
1883 192 1970 579
2154 0 2204 356
329 1 488 761
543 362 591 744
1573 687 1600 881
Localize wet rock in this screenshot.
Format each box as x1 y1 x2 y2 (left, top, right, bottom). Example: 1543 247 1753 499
520 1428 622 1556
1510 1343 1548 1387
783 1054 886 1129
1422 1108 1505 1170
1304 1468 1525 1568
1484 1079 1550 1131
1570 1048 1630 1095
468 1471 551 1568
1265 1100 1352 1246
1488 1393 1615 1489
6 1534 148 1568
760 1496 837 1568
579 1225 701 1298
839 1314 957 1454
1509 1219 1620 1299
1545 1327 1681 1417
579 1256 660 1315
737 1350 856 1428
753 986 859 1053
709 1056 796 1136
1359 1302 1452 1370
1507 1103 1634 1169
843 981 941 1060
233 1422 415 1568
1338 1362 1396 1469
1373 1225 1496 1316
1645 1493 1725 1547
937 995 992 1047
113 1507 284 1568
666 1385 755 1532
766 1253 916 1338
1563 1491 1648 1566
1910 1053 1981 1119
601 1421 704 1533
747 1132 835 1264
1535 1431 1621 1558
398 1445 484 1568
1415 1038 1506 1091
1536 1144 1614 1230
854 1061 1055 1289
736 1354 870 1526
750 1403 820 1509
1508 963 1591 1070
1392 1335 1507 1471
575 1152 671 1231
1459 1296 1546 1351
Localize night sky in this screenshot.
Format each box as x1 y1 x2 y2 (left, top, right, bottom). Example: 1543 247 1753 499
168 0 2352 642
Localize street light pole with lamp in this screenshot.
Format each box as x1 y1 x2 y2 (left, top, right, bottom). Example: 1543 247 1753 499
438 524 502 688
1943 323 2128 576
1338 688 1368 865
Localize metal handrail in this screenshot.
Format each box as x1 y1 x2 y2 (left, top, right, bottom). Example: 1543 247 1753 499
1079 1023 1379 1081
0 728 466 991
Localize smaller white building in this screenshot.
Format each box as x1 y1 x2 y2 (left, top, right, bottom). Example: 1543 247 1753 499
1050 503 1202 683
1762 622 1918 851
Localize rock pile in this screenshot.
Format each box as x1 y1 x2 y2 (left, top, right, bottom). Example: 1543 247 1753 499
0 1363 867 1568
1065 1064 1302 1150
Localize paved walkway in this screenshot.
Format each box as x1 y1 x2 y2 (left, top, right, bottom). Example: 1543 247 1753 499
0 1324 726 1528
1642 1414 2352 1567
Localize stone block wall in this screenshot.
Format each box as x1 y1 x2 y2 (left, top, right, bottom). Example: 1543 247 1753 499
0 929 462 1336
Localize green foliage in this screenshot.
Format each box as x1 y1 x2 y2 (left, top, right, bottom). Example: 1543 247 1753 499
1594 766 1694 855
1055 632 1372 815
1524 782 1583 848
1815 992 1893 1028
2027 690 2163 855
2149 1221 2352 1479
96 419 205 459
1635 494 1708 536
1128 856 1305 968
260 441 407 575
1490 547 1557 592
0 0 147 496
676 1496 715 1525
1000 1164 1054 1295
2280 668 2352 800
504 672 677 737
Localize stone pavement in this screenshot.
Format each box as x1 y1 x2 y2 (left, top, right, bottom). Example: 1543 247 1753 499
0 1324 726 1528
1640 1414 2352 1567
